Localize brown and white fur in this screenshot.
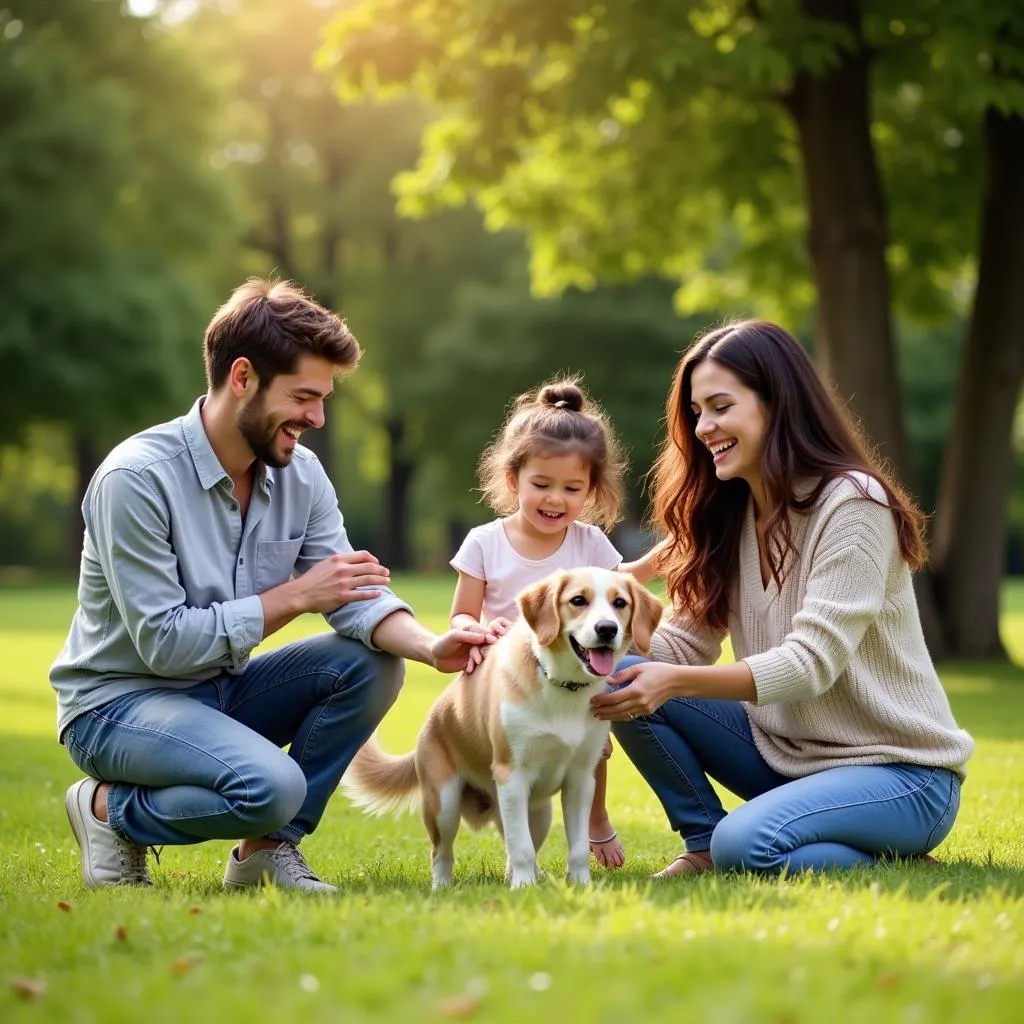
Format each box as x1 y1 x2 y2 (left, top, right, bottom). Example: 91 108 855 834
342 567 664 890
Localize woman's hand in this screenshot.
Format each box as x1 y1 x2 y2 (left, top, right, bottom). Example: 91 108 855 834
589 662 683 721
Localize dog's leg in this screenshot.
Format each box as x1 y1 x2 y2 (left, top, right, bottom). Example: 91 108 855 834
496 768 539 889
528 799 552 855
423 775 462 891
561 766 598 885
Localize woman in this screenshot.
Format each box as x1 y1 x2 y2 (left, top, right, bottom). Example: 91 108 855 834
590 321 973 876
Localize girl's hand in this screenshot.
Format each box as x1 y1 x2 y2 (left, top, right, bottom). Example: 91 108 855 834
589 662 682 721
485 616 514 638
457 622 499 674
431 624 496 675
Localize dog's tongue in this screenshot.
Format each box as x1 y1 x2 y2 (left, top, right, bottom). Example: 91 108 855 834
587 647 615 676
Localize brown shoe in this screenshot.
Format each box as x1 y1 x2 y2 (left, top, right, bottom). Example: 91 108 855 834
652 850 714 879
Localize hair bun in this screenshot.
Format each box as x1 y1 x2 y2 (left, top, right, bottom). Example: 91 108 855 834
538 381 584 413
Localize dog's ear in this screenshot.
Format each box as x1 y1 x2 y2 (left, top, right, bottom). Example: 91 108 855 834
627 577 665 655
517 572 565 647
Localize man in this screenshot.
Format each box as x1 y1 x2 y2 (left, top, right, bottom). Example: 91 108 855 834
50 278 492 893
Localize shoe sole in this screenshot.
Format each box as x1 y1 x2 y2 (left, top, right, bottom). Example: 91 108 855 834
64 780 99 890
222 877 338 893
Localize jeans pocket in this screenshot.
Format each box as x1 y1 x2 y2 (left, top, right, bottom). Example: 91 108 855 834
925 772 960 851
64 719 99 779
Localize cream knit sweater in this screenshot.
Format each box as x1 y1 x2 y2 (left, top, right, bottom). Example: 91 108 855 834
648 474 974 779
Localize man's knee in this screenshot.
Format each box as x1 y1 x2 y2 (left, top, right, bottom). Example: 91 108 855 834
362 651 404 720
235 754 307 836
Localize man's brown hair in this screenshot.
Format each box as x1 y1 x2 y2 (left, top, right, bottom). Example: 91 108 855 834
203 278 361 389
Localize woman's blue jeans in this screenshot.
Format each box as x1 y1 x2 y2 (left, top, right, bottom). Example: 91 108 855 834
611 660 961 872
62 634 402 848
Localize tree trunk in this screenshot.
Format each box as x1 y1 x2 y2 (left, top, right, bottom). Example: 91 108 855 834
929 107 1024 659
784 0 958 653
786 0 907 475
70 432 100 573
383 416 414 570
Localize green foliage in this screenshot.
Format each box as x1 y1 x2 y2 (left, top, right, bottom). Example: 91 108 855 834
411 272 706 522
188 0 522 550
0 1 238 442
897 320 964 514
322 1 1023 324
0 579 1022 1020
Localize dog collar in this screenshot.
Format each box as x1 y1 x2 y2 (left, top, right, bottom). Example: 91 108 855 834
533 656 591 692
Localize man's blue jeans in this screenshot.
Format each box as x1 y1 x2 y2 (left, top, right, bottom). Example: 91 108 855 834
611 660 961 872
62 634 402 847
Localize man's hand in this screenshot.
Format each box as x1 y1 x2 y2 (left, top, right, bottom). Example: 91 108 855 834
431 625 497 675
293 551 391 614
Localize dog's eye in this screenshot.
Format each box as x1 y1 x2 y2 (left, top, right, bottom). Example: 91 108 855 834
612 597 628 609
569 595 588 607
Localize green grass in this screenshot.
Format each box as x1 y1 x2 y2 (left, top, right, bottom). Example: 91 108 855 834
2 578 1024 1022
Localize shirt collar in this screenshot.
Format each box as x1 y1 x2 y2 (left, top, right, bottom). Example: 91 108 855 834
182 397 232 491
182 396 277 495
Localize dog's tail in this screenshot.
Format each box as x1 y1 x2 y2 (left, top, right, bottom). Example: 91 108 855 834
340 734 420 816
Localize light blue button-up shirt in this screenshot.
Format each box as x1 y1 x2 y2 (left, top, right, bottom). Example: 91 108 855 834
50 398 411 738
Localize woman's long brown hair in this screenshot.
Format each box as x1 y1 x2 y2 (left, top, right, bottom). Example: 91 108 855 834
652 321 927 630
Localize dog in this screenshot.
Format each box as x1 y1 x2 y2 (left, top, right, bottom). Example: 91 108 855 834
341 567 664 890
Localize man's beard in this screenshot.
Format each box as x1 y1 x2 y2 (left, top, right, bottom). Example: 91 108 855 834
237 390 294 469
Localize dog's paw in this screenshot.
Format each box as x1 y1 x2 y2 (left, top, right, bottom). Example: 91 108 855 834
507 863 540 889
509 873 538 890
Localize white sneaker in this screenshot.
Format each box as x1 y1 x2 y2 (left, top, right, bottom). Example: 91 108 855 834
65 778 153 888
222 842 337 893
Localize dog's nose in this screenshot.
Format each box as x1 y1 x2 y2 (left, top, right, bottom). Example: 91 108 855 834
594 620 619 642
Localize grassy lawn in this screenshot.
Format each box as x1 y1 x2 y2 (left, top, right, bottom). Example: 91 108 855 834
1 578 1023 1022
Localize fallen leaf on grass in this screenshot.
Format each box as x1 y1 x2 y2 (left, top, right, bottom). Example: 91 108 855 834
188 907 202 915
169 871 191 879
10 977 46 1000
57 901 72 912
436 994 481 1018
114 924 128 943
170 956 201 975
877 971 901 991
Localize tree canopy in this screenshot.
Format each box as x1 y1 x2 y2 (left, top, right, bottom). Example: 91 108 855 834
0 0 237 443
324 0 1024 657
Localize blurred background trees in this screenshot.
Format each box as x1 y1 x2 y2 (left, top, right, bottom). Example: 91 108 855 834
0 0 1021 662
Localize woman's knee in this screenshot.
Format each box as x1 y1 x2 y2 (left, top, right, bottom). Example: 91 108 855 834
709 807 781 873
615 654 649 673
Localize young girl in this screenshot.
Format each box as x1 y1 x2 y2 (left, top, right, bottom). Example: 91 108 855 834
449 378 659 870
590 320 974 876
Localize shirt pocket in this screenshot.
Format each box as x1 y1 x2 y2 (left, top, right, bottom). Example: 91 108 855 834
255 538 305 592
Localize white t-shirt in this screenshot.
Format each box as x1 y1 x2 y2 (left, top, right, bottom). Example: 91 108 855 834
450 519 622 623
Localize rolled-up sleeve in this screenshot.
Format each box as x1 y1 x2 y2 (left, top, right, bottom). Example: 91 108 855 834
91 469 264 676
295 460 411 648
648 614 725 666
